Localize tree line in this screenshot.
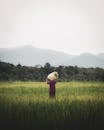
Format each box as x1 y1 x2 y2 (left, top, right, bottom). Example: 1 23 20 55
0 61 104 81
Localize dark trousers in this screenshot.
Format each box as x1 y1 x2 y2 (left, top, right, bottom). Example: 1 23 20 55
49 91 55 97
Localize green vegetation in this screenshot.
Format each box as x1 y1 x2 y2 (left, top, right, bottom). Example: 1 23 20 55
0 81 104 130
0 61 104 81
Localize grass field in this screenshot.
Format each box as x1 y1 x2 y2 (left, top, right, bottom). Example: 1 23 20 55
0 81 104 130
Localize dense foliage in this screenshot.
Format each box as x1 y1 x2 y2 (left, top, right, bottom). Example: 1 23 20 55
0 61 104 81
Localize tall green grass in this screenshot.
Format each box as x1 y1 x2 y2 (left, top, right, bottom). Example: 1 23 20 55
0 81 104 130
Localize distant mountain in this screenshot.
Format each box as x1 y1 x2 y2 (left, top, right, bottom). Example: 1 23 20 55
0 45 74 66
97 53 104 60
0 45 104 68
66 53 104 68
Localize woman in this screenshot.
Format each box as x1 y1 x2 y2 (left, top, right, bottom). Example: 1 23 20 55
46 71 58 98
46 79 56 97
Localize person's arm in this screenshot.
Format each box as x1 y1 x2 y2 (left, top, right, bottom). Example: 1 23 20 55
46 78 51 84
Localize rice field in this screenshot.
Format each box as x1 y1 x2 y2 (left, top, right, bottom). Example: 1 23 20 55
0 81 104 130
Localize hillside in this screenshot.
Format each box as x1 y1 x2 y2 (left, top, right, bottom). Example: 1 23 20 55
66 53 104 68
0 45 104 68
0 45 74 66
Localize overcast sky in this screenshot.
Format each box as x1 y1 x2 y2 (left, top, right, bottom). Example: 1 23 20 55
0 0 104 54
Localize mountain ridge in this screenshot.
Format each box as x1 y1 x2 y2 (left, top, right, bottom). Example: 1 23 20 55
0 45 104 68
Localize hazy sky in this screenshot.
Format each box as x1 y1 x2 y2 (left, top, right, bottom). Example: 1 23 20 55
0 0 104 54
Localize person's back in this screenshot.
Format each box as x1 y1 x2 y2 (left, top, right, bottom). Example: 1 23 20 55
47 79 56 97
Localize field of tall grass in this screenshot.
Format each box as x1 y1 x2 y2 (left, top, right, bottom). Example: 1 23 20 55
0 81 104 130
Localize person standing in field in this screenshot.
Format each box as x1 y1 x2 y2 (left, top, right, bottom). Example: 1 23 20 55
46 71 59 98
